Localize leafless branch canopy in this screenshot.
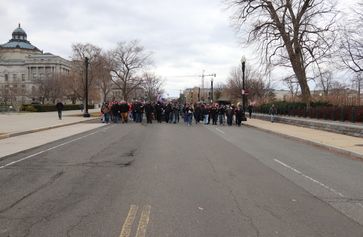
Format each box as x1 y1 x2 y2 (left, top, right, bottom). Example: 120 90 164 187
109 40 152 101
226 0 337 105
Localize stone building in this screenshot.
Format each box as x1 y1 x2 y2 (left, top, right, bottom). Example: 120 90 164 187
0 24 70 105
183 87 213 104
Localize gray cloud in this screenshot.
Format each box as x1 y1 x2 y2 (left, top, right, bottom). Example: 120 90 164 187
1 0 358 96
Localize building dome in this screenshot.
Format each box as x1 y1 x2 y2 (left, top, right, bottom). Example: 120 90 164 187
12 24 28 40
0 23 40 51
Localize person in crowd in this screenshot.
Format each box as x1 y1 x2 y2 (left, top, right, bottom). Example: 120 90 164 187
218 104 225 125
202 104 209 125
155 102 163 123
171 103 179 124
210 104 218 125
111 102 120 123
184 104 193 126
56 100 64 120
235 104 244 127
144 102 154 124
194 103 201 124
134 101 144 123
119 101 129 123
165 103 172 123
226 105 234 126
101 102 110 123
269 104 277 122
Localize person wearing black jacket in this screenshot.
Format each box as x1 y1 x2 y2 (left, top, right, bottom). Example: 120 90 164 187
119 101 129 123
226 105 234 126
56 101 64 120
194 104 201 124
235 105 244 127
218 104 225 125
183 104 193 126
210 105 218 125
154 103 163 123
144 102 154 124
165 103 172 123
111 102 120 123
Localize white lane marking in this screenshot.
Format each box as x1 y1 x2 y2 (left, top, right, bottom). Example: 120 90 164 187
0 131 99 169
216 128 225 134
274 159 345 198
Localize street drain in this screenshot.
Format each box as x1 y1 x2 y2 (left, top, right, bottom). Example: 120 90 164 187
355 144 363 147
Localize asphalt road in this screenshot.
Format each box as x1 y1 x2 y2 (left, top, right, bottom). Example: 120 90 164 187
0 122 362 237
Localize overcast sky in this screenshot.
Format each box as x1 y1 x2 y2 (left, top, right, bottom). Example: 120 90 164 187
0 0 359 97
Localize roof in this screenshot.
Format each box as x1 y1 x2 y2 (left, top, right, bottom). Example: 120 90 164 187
0 24 40 51
12 26 27 35
1 41 38 50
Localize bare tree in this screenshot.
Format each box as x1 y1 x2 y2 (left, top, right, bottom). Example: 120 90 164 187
70 43 102 103
226 0 337 107
141 72 164 102
315 70 335 96
214 83 226 101
226 65 269 104
64 67 83 104
109 40 152 102
338 2 363 103
93 54 113 103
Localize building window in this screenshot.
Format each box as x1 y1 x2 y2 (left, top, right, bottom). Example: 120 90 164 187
13 74 17 80
5 84 9 88
22 74 25 81
22 85 26 88
5 74 8 81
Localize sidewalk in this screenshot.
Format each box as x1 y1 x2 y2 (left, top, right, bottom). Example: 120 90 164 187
244 117 363 160
0 109 101 139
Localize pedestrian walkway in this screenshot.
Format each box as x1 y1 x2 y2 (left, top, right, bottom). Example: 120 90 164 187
0 109 100 139
244 118 363 160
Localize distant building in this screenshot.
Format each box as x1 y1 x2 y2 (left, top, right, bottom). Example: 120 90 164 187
183 87 213 104
0 24 70 104
273 89 291 101
109 86 145 102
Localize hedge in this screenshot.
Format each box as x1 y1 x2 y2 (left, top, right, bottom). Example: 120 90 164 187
21 104 94 112
255 101 363 123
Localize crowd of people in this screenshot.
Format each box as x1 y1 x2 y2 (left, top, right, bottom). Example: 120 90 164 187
100 100 253 127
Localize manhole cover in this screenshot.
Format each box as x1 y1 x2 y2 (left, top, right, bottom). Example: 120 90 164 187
355 144 363 147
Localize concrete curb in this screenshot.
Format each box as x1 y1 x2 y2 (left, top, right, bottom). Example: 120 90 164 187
244 122 363 162
0 118 99 140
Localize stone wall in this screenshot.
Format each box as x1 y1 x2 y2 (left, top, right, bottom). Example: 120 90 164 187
253 113 363 138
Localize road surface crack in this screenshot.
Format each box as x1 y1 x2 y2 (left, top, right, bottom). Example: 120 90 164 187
0 171 64 214
66 212 96 237
203 155 260 236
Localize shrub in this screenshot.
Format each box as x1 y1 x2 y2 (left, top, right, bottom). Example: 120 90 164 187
21 104 94 112
255 101 363 122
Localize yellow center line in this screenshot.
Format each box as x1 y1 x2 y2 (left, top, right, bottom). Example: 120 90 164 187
119 205 139 237
135 205 151 237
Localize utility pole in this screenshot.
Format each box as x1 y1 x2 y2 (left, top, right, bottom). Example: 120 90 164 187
83 57 90 117
200 70 216 102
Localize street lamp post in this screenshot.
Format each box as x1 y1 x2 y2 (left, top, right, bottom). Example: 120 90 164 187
241 56 246 112
83 57 90 117
211 77 214 103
